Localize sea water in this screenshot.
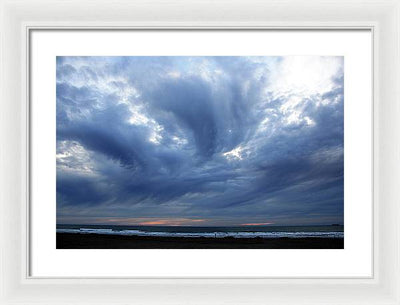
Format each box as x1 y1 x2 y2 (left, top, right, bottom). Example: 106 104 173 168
57 224 344 238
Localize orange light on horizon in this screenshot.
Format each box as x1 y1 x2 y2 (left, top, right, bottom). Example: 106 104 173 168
137 220 170 225
103 217 206 226
136 219 206 226
240 222 274 226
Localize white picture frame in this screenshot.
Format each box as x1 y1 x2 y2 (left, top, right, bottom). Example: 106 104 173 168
0 0 399 304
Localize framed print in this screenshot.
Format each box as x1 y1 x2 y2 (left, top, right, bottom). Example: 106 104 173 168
1 0 400 304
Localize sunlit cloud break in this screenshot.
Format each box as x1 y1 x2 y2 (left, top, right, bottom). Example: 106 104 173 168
56 56 344 226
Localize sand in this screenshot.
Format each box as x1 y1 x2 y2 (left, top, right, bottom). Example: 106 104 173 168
57 233 344 249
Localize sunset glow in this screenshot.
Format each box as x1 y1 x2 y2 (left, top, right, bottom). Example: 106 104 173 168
240 222 274 226
99 217 206 226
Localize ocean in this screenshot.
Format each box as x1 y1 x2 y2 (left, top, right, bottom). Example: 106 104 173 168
57 224 344 239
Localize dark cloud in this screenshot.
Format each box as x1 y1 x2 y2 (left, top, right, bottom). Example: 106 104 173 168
56 56 344 226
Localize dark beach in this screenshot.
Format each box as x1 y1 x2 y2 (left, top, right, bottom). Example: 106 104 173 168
57 233 344 249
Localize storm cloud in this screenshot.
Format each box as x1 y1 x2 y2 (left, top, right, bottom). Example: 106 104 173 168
56 56 344 226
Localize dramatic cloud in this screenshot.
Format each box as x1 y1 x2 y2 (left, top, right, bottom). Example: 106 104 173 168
56 56 344 226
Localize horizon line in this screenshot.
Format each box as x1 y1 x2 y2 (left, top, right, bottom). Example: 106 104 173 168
57 223 344 227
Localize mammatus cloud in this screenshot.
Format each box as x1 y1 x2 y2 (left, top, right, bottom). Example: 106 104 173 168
56 56 344 226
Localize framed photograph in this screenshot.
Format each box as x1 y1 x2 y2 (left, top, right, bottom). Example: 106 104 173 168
1 0 399 304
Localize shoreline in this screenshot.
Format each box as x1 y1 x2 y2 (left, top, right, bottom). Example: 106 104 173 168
57 233 344 249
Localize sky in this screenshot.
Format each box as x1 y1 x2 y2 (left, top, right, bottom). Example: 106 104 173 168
56 56 344 226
